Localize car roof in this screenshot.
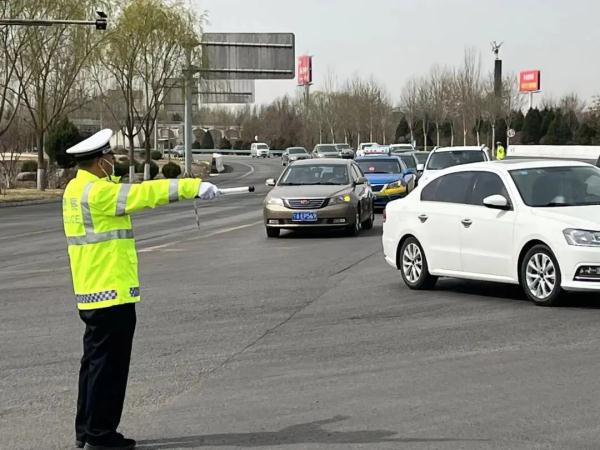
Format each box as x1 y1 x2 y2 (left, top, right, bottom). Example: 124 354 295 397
356 156 400 161
432 146 486 153
290 158 350 166
438 159 592 175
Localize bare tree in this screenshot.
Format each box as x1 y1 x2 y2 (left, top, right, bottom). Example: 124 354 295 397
98 0 201 180
399 78 419 145
11 0 113 190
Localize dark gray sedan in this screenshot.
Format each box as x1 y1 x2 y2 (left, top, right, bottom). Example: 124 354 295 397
282 147 311 166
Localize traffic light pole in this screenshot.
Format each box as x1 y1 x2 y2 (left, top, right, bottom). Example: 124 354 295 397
0 16 107 30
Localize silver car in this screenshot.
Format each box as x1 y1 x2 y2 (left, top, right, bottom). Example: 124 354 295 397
264 159 375 238
282 147 311 166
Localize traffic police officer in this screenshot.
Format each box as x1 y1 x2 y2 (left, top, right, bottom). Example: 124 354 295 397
63 129 218 449
496 141 506 160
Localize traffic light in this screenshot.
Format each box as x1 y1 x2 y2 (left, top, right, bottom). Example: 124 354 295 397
95 11 107 30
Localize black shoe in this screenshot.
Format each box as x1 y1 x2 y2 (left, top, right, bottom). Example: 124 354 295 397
75 439 85 448
84 437 135 450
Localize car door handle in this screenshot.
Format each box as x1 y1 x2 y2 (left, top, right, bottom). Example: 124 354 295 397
461 218 473 228
418 214 428 223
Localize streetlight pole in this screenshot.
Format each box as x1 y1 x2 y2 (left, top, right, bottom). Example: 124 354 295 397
183 47 194 177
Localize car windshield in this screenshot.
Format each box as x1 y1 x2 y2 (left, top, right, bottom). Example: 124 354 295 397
356 160 401 174
279 164 350 185
257 144 269 150
336 144 350 150
414 152 429 164
426 150 485 170
316 145 338 153
288 148 307 154
510 166 600 207
398 154 417 169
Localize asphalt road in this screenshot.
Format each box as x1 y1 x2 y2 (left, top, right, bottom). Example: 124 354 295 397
2 157 600 450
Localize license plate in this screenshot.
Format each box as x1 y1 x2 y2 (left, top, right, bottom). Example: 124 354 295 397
292 212 317 222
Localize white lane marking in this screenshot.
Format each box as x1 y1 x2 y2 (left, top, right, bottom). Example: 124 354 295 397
138 220 263 252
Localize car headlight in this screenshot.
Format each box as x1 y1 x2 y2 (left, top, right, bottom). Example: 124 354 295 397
563 228 600 247
329 194 352 205
384 180 405 190
267 197 284 206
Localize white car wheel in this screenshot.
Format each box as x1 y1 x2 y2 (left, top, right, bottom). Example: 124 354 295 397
520 245 562 306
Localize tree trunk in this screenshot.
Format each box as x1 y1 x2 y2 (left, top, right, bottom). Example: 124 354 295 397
450 123 455 147
37 132 45 191
476 128 481 146
128 134 135 182
436 123 440 147
462 116 467 146
491 122 496 160
422 123 428 151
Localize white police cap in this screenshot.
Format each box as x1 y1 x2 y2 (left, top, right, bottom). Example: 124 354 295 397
66 128 114 160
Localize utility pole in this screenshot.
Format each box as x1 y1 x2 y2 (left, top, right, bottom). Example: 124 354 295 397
183 47 195 177
491 41 504 158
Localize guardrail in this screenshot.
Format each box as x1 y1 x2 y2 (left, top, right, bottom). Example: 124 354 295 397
190 149 285 157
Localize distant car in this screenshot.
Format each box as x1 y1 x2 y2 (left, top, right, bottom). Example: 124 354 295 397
355 155 416 210
395 152 420 179
282 147 310 166
356 142 379 157
382 160 600 306
312 144 340 158
170 145 184 157
420 146 490 185
335 143 355 159
251 142 271 158
412 151 429 175
263 159 374 238
389 143 416 154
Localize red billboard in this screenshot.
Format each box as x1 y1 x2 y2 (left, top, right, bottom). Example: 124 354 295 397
519 70 541 92
297 55 312 86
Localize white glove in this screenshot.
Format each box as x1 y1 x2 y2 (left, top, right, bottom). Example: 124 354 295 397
198 182 220 200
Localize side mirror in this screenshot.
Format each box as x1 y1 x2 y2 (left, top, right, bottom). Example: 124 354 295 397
355 176 368 185
417 163 424 172
483 194 510 210
265 178 276 187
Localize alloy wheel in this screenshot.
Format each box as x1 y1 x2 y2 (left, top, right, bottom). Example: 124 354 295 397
402 243 423 283
525 253 556 300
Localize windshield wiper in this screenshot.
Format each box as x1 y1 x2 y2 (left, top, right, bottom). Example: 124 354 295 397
311 182 346 185
539 202 577 207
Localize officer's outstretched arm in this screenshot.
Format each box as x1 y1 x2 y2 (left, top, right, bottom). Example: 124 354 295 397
91 179 202 216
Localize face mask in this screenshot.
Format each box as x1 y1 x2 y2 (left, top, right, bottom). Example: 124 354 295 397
99 157 115 180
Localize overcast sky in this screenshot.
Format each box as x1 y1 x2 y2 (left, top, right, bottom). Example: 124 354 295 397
194 0 600 107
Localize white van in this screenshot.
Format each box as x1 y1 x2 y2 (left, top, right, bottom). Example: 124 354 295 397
251 143 270 158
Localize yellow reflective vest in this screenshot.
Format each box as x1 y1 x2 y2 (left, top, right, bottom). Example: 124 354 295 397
63 170 201 310
496 145 506 160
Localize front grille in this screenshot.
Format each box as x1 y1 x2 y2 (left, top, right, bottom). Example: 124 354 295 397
371 185 384 192
286 198 328 209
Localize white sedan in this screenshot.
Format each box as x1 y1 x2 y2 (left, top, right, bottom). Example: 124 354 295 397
382 160 600 306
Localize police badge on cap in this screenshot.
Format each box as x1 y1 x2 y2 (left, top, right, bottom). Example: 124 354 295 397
66 129 114 161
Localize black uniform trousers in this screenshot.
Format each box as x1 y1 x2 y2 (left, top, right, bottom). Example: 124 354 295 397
76 303 136 445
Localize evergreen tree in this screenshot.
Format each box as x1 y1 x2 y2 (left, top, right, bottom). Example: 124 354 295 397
395 117 410 143
575 121 597 145
540 108 555 138
512 110 525 131
46 117 82 168
521 108 543 144
200 130 215 149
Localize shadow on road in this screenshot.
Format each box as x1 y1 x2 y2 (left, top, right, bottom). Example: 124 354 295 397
277 225 382 240
136 415 488 448
436 279 600 309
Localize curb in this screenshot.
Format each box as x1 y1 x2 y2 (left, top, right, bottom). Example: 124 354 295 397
0 198 62 208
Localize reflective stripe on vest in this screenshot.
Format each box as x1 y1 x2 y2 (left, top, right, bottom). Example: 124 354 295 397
68 182 134 246
169 179 179 203
76 286 140 304
115 183 132 216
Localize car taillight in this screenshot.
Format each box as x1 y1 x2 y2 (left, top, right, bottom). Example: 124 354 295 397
383 208 387 223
